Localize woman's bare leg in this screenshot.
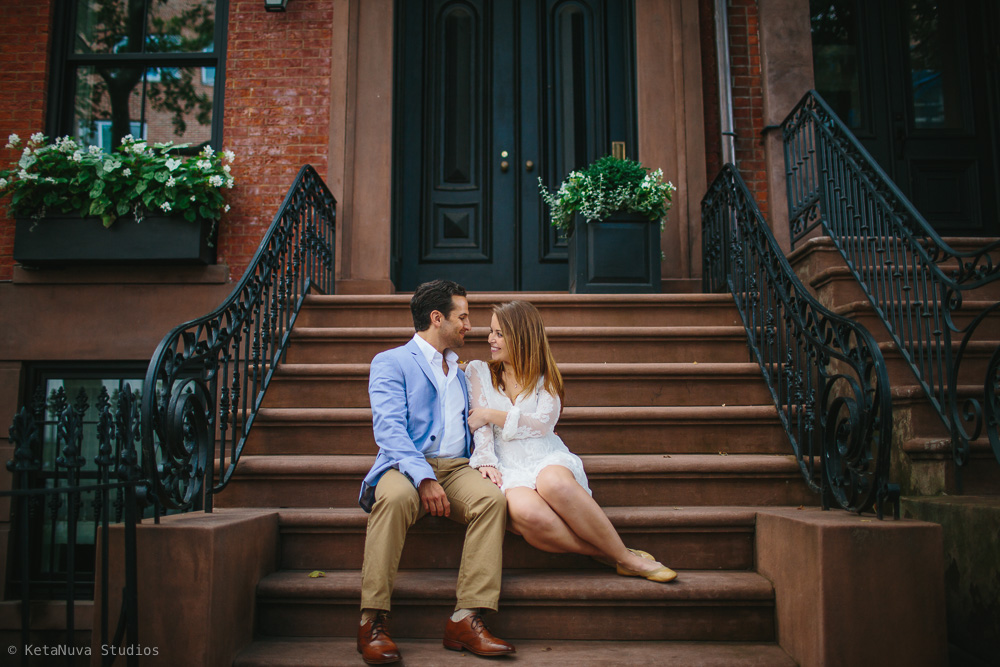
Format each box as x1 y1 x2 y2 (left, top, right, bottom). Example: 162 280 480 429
505 487 604 557
534 465 663 573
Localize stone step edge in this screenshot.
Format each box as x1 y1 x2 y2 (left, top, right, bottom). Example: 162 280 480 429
270 505 762 531
256 569 774 603
235 638 796 667
303 293 738 306
271 361 765 378
833 299 1000 317
900 437 996 461
289 325 748 339
233 454 800 477
253 405 780 423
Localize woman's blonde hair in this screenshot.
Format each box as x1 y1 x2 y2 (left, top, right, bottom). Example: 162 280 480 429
488 301 564 400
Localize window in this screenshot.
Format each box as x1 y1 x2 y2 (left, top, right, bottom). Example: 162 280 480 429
49 0 228 153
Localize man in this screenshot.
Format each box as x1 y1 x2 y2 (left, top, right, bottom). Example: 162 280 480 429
357 279 515 664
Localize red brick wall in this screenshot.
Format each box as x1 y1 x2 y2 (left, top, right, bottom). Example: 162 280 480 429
0 2 52 282
219 0 334 281
727 0 769 216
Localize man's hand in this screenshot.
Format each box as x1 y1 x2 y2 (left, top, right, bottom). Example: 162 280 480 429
478 465 502 487
469 408 504 431
418 479 450 517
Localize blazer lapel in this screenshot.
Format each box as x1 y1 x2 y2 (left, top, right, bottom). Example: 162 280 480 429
406 337 438 390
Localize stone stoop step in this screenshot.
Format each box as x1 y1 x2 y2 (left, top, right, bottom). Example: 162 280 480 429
253 569 776 642
234 638 797 667
226 292 818 661
213 454 815 509
243 404 790 456
272 506 759 571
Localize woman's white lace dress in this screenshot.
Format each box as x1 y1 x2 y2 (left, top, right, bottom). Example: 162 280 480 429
465 360 591 495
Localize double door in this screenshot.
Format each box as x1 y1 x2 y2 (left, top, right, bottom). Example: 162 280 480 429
393 0 636 291
813 0 999 235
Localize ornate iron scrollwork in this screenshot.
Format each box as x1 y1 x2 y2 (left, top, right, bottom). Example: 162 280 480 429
783 90 1000 479
140 165 337 511
703 165 896 516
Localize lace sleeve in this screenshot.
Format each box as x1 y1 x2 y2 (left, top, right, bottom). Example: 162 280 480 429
501 381 561 441
465 362 499 468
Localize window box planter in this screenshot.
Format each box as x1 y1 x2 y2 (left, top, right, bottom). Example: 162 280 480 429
567 211 661 293
13 215 216 267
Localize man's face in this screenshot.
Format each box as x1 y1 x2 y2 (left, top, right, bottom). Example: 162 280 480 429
438 295 471 351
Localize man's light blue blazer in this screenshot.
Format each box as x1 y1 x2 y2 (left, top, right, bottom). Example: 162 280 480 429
359 337 472 512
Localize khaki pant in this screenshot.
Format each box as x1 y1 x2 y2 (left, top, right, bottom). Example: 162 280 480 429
360 458 507 612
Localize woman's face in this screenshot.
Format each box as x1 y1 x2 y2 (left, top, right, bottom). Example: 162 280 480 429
488 314 511 363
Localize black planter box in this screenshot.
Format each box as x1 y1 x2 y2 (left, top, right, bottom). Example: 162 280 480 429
567 211 662 293
13 215 216 267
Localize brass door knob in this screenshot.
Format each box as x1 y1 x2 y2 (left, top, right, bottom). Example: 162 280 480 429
525 160 534 172
501 160 510 172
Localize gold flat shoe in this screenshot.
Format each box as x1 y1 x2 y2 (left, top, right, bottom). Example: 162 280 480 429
628 548 655 562
617 562 678 583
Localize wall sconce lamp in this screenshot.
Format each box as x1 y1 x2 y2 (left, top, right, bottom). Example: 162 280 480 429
264 0 288 11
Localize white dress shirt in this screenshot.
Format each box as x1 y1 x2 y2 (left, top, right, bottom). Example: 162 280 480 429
412 333 467 458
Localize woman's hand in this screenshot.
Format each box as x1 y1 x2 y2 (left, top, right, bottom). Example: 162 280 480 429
469 407 505 431
478 465 502 487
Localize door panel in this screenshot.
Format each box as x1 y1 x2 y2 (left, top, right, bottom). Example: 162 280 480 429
393 0 636 291
810 0 999 236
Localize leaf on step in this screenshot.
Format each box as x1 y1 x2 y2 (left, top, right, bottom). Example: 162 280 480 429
797 505 804 510
693 361 698 364
719 451 728 456
308 570 326 578
662 454 671 458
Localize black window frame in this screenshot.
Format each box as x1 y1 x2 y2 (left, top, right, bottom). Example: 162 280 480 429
45 0 230 152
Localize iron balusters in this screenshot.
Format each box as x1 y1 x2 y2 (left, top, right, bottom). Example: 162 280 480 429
782 90 1000 479
702 165 896 516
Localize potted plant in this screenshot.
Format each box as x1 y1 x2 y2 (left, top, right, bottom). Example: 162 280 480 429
0 132 235 266
539 155 675 293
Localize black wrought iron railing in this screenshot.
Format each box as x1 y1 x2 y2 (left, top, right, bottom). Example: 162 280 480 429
140 164 336 512
783 90 1000 478
4 386 141 666
703 164 896 516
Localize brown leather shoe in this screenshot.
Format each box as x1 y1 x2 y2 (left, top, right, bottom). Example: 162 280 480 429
443 613 516 656
357 611 401 664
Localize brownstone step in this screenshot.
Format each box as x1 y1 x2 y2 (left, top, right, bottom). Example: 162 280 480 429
253 569 777 642
272 506 759 571
264 362 772 408
213 454 814 509
243 405 789 456
834 300 1000 343
235 638 796 667
296 293 742 328
283 326 751 365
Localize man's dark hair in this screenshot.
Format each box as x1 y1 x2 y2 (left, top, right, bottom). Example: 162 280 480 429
410 280 467 331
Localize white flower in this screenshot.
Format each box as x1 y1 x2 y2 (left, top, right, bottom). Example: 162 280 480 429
226 177 234 189
0 178 7 188
122 168 131 176
202 146 214 157
72 151 83 162
88 145 101 155
223 149 235 163
224 204 230 212
45 177 56 183
166 158 182 171
160 201 172 212
209 175 224 187
121 134 134 144
223 165 231 173
196 159 211 171
22 147 32 157
30 132 45 144
6 133 19 148
166 177 176 187
190 195 196 201
132 141 147 154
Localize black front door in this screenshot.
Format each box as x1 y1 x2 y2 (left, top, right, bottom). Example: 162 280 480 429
812 0 1000 235
392 0 636 291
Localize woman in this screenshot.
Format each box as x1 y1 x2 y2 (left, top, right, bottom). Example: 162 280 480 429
465 300 676 582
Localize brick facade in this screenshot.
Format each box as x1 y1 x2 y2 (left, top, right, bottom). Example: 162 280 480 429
219 0 334 281
0 1 52 282
726 0 768 217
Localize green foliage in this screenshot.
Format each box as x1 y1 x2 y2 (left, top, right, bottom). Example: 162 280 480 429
538 156 676 232
0 133 234 229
